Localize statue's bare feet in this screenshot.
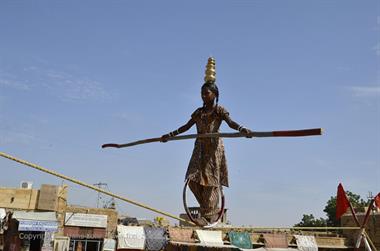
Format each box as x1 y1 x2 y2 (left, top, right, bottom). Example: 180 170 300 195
204 213 220 224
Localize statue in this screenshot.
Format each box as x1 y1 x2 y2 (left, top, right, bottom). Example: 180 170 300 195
101 57 322 227
161 58 252 226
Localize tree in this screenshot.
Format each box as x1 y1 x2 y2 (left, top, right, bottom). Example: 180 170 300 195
323 191 367 226
294 214 326 227
294 191 367 227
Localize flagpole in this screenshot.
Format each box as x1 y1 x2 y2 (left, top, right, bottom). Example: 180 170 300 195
354 199 376 250
347 200 361 227
361 199 376 228
364 231 378 251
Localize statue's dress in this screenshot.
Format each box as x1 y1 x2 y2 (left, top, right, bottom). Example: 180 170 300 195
185 105 229 218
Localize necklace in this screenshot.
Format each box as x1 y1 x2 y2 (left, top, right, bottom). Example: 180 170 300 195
201 105 216 118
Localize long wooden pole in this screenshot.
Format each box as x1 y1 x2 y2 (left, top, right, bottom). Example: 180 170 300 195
0 151 195 225
102 128 323 149
364 231 378 251
354 199 376 250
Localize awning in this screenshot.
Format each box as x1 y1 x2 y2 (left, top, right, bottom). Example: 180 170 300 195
167 245 299 251
117 225 146 250
0 208 6 219
12 211 57 221
250 248 299 251
195 230 224 246
103 239 116 251
294 235 318 251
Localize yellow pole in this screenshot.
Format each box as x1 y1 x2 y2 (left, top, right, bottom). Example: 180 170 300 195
0 151 195 225
213 226 360 230
364 230 378 251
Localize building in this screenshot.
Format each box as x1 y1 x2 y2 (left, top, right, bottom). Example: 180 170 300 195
0 184 66 251
341 209 380 250
63 205 118 251
0 183 118 251
2 182 377 251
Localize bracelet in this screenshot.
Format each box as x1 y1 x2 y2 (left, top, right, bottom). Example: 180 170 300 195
169 130 180 137
238 126 245 132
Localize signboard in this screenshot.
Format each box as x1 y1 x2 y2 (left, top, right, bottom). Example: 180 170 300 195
65 213 107 228
103 239 116 251
18 220 58 232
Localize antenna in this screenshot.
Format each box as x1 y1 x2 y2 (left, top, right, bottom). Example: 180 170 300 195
367 191 374 201
93 182 108 208
93 182 116 209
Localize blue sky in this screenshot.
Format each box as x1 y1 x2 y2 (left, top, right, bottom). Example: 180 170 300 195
0 1 379 226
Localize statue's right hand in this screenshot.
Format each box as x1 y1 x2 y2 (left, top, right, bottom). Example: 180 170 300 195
161 134 170 143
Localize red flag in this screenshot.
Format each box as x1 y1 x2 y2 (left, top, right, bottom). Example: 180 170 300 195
336 183 350 219
374 193 380 209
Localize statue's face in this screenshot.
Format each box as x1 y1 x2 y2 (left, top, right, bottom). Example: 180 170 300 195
201 87 216 104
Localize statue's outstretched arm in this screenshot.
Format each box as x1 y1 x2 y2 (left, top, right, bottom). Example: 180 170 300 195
161 118 196 142
223 115 252 135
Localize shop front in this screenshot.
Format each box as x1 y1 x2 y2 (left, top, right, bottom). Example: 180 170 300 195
64 213 108 251
12 211 58 251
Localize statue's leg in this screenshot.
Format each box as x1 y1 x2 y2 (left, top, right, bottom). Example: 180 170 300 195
184 179 224 226
201 186 220 222
189 181 219 219
188 181 209 225
188 180 205 215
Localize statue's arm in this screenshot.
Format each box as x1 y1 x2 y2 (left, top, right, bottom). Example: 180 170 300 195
224 114 252 135
161 118 196 142
176 118 196 134
223 115 240 131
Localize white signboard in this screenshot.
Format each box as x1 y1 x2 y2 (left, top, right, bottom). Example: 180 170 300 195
18 220 58 232
65 213 107 228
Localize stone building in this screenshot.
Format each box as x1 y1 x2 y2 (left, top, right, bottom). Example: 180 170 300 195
341 209 380 250
0 183 118 251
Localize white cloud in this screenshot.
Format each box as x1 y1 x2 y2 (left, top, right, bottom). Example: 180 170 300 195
27 67 112 102
64 79 109 101
349 86 380 98
0 66 112 102
0 130 36 145
0 72 30 90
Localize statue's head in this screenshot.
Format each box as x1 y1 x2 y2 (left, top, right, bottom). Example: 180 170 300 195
201 81 219 106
